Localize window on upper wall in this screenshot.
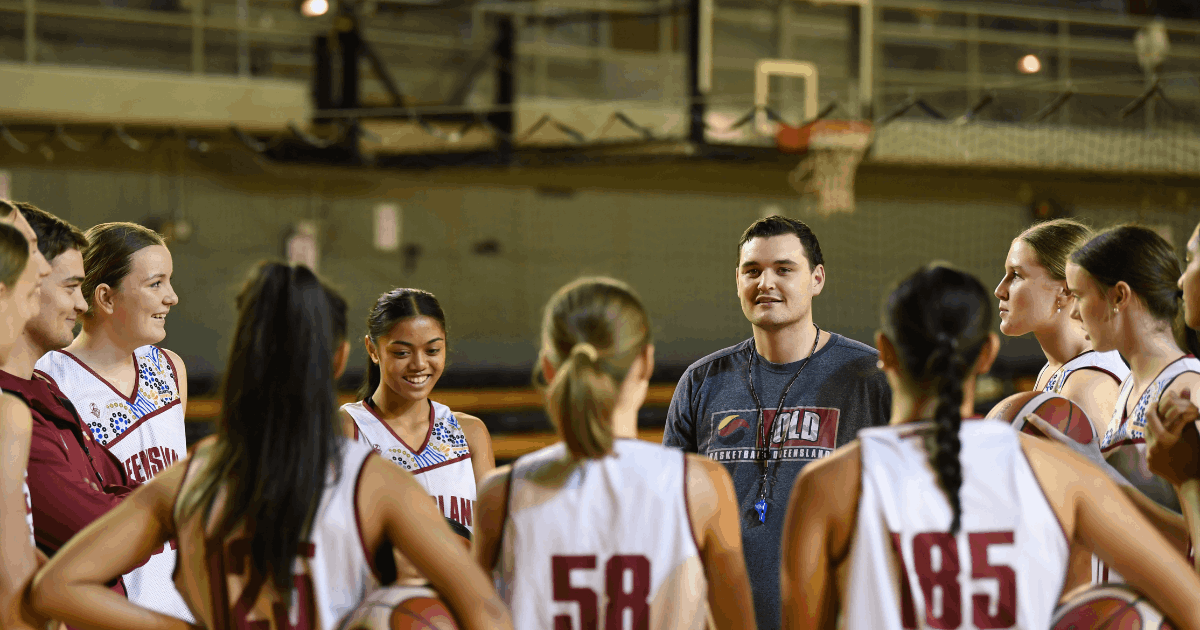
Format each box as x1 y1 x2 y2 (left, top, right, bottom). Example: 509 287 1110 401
609 11 675 53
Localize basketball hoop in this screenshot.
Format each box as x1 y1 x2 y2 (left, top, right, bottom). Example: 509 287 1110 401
778 119 873 215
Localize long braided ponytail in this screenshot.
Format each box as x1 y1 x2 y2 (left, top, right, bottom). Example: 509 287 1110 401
883 264 992 534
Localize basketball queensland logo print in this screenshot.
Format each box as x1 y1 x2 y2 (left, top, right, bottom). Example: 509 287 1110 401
707 407 839 462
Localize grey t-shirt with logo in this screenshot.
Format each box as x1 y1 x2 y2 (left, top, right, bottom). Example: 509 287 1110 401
663 334 891 630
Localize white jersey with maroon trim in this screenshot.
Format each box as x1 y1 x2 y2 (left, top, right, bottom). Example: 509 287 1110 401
497 439 708 630
844 420 1068 630
1093 355 1200 584
1039 350 1129 395
23 471 33 546
340 399 476 532
173 438 380 630
35 345 192 622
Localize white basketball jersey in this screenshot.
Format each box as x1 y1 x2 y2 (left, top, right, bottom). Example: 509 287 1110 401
1039 350 1129 394
341 399 476 532
497 440 708 630
844 421 1068 630
35 346 192 622
23 471 33 546
174 439 379 630
1093 355 1200 584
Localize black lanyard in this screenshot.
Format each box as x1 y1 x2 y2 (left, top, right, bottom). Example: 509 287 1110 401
746 324 821 523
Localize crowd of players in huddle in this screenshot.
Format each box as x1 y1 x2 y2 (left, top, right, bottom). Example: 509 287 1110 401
0 202 1194 630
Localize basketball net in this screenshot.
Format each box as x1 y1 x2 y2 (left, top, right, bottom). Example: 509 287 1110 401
778 120 873 215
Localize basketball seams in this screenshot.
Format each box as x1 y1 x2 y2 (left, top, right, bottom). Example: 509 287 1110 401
998 391 1093 445
392 597 455 630
1051 586 1169 630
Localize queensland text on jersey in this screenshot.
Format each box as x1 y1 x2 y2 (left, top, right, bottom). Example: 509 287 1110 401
342 398 476 532
35 345 193 622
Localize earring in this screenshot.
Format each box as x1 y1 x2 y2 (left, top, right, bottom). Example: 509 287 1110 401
876 359 884 370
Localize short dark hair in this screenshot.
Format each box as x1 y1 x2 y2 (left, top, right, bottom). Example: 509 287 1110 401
14 202 87 262
738 215 824 269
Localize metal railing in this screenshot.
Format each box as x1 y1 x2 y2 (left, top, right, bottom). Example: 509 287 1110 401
1 0 1197 133
868 0 1200 129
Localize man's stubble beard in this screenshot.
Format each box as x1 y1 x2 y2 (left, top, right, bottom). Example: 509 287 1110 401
25 319 71 356
749 308 807 333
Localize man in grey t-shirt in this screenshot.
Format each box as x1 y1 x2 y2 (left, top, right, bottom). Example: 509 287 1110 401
663 215 891 629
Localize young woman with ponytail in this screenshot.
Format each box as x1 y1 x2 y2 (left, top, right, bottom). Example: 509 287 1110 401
472 277 756 630
995 219 1128 435
1143 219 1200 572
338 288 493 537
29 262 511 630
995 219 1129 592
35 222 193 622
780 263 1200 630
1026 224 1199 584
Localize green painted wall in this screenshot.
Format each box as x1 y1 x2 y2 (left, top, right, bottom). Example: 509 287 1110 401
8 162 1200 387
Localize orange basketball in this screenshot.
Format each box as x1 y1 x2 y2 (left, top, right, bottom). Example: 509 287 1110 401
337 586 459 630
985 391 1095 445
1051 584 1176 629
390 596 458 630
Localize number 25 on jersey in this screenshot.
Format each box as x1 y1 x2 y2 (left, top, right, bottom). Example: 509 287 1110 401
892 531 1017 630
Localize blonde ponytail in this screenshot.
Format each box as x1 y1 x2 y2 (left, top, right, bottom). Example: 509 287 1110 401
546 344 616 458
536 278 651 460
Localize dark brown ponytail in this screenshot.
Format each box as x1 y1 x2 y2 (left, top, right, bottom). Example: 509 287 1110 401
883 264 993 534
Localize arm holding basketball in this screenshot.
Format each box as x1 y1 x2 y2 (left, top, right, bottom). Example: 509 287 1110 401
1077 472 1200 627
358 456 512 630
30 461 195 630
471 466 510 573
780 443 860 630
1024 413 1130 487
0 395 40 630
1031 438 1200 628
684 455 754 630
456 412 496 485
1145 379 1200 572
1057 369 1121 438
1146 389 1200 486
1117 485 1190 553
1026 412 1190 552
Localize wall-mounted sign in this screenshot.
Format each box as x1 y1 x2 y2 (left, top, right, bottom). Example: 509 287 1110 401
374 203 400 252
287 220 319 272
